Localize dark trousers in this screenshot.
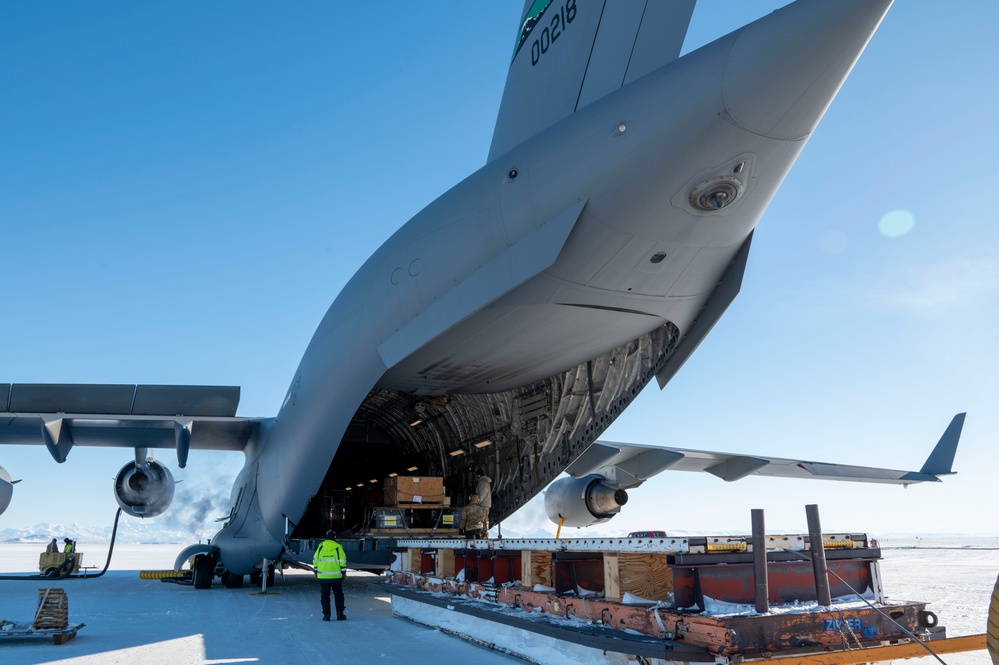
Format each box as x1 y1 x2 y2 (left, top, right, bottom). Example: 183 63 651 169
319 578 345 617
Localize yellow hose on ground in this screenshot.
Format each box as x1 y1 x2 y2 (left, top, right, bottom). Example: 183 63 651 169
139 570 187 580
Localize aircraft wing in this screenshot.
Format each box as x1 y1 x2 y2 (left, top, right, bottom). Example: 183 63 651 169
0 383 266 467
568 413 966 489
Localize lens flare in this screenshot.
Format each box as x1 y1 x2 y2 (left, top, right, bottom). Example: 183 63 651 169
878 210 915 237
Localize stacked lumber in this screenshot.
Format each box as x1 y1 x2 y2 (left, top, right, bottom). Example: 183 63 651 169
33 588 68 629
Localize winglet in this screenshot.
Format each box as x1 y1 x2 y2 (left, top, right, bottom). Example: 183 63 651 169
918 412 965 476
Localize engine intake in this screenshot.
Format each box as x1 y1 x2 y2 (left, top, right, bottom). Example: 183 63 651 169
0 465 16 516
114 458 175 518
543 474 628 528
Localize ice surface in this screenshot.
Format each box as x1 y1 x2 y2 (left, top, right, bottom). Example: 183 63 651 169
0 539 996 664
0 544 520 665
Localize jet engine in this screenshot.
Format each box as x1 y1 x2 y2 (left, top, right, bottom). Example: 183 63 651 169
114 457 175 518
543 474 628 528
0 465 17 516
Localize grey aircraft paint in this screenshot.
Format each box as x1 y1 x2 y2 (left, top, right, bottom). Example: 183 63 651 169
212 0 896 573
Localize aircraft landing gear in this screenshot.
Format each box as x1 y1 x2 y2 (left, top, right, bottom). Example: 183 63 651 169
249 565 275 587
192 554 214 589
222 571 244 589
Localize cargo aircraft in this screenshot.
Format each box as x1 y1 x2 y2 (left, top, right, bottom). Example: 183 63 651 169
0 0 965 587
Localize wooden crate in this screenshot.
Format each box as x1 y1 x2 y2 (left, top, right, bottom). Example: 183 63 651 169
405 548 422 574
603 552 673 602
384 476 445 506
435 549 455 578
520 550 552 588
34 588 68 629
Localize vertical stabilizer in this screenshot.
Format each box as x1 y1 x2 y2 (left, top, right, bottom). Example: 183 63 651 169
488 0 696 162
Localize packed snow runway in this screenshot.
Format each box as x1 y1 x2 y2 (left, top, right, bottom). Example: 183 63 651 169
0 540 996 664
0 544 520 665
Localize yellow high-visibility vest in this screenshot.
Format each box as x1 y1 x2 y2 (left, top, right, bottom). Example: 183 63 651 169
313 540 346 579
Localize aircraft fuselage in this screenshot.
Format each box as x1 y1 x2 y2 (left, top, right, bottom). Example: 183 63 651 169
212 0 890 574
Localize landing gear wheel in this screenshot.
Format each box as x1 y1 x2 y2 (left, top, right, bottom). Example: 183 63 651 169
988 573 999 665
222 571 244 589
192 554 214 590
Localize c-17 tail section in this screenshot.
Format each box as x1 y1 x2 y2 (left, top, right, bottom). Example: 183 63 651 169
488 0 697 162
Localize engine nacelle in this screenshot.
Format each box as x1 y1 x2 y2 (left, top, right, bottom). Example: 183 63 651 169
114 459 175 518
543 474 628 528
0 465 15 516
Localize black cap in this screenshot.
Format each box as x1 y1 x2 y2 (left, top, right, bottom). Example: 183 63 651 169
475 469 484 477
325 530 337 540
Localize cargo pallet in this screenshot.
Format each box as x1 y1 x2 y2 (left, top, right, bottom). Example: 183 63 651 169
0 621 85 645
0 588 84 645
367 475 461 538
367 505 460 537
384 526 986 664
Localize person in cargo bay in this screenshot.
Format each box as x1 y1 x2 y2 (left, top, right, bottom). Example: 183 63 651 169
313 531 347 621
473 469 492 536
459 494 489 539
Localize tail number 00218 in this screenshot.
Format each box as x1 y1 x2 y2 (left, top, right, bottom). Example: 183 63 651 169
531 0 576 67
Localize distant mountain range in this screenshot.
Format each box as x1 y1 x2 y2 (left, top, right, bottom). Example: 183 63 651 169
0 520 214 545
1 522 559 545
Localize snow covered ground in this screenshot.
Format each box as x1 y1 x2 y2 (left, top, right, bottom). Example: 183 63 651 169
876 538 998 665
0 539 995 664
0 544 521 665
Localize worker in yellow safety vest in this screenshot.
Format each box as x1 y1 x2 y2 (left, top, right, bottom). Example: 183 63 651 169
313 530 347 621
63 538 75 553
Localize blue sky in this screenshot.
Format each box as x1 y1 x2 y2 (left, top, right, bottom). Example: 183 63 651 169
2 1 997 539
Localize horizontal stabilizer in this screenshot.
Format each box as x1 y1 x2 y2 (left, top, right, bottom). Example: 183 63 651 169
573 413 965 490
